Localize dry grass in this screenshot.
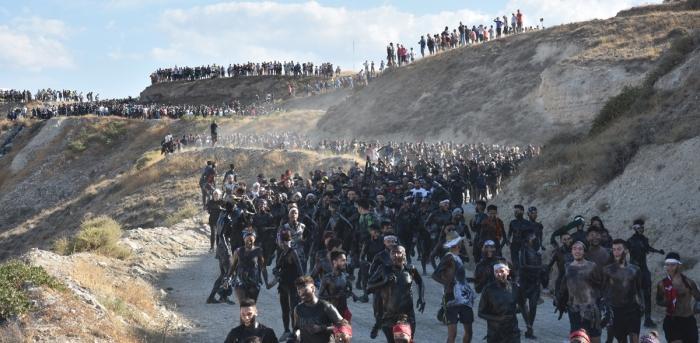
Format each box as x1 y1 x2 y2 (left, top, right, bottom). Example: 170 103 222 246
71 260 158 327
164 203 200 226
135 149 164 170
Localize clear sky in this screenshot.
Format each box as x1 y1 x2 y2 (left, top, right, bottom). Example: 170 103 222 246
0 0 660 99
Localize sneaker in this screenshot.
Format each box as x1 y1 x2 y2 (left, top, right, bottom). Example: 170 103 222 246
370 325 379 339
206 297 220 304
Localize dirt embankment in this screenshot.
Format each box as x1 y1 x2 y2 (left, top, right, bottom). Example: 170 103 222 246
316 7 700 145
493 32 700 282
139 75 326 105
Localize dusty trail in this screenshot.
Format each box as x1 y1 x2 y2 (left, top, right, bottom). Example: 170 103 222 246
159 230 593 343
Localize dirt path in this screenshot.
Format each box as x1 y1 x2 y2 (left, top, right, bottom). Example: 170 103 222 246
159 234 590 343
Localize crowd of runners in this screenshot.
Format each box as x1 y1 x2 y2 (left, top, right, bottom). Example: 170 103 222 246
193 130 699 343
150 61 339 84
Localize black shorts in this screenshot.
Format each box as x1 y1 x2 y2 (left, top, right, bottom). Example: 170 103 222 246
663 315 698 343
611 305 641 339
569 310 601 337
446 304 474 325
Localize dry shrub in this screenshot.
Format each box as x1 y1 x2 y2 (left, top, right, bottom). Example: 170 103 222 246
54 216 131 260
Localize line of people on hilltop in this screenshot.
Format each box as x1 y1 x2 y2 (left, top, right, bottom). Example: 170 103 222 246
0 89 33 103
7 96 283 121
150 61 339 84
0 89 99 104
389 9 545 67
196 145 687 343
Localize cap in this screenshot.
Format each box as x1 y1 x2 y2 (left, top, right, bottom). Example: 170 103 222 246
483 240 496 247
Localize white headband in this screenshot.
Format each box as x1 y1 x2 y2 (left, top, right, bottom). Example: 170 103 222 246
665 258 682 265
493 263 509 271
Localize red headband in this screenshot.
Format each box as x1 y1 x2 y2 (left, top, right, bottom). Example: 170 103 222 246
392 323 412 336
333 324 352 337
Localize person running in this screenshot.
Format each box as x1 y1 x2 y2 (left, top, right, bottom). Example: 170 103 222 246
207 201 237 305
602 239 643 343
518 233 544 339
319 250 357 322
474 240 501 293
271 230 304 339
293 275 349 343
367 235 399 337
479 205 507 256
206 189 225 251
229 231 270 303
367 245 425 343
224 299 277 343
281 207 307 273
358 224 385 302
210 120 218 146
478 262 522 343
547 232 573 298
550 215 586 248
200 161 217 209
433 231 475 343
526 206 545 251
627 219 665 328
655 252 700 343
585 228 612 268
557 241 605 343
507 204 532 269
470 200 488 262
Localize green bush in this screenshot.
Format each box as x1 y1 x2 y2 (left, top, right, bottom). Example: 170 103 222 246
54 216 132 260
689 0 700 10
0 261 64 320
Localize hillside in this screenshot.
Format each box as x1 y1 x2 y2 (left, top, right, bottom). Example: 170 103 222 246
139 75 327 105
0 112 351 260
494 29 700 280
316 5 700 144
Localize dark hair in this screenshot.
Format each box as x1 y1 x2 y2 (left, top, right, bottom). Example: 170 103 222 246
356 198 370 209
369 223 381 231
486 204 498 212
330 250 346 261
295 275 314 288
633 218 645 226
240 299 256 308
476 200 487 207
514 204 524 210
612 239 627 248
327 238 343 250
322 231 336 240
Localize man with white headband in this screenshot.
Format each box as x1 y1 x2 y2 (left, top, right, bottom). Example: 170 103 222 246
433 231 475 343
478 261 522 342
655 252 700 343
556 241 605 343
627 218 665 328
